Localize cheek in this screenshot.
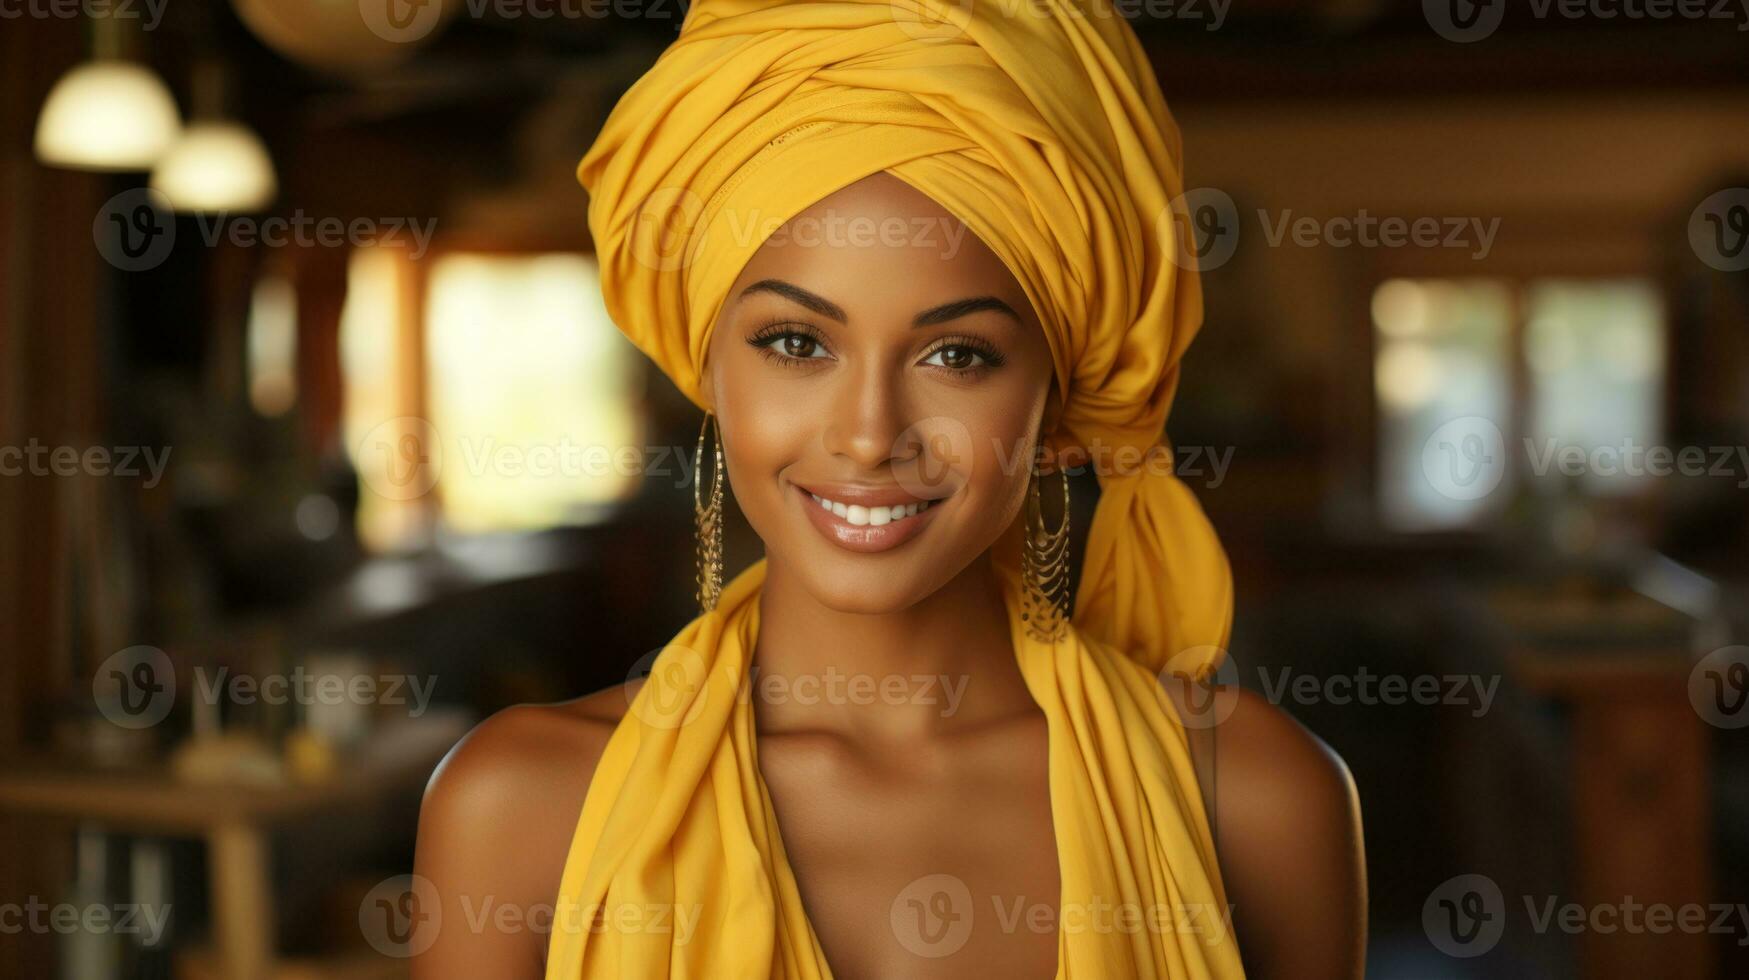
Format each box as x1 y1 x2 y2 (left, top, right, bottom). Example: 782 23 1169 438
961 375 1051 529
714 370 811 516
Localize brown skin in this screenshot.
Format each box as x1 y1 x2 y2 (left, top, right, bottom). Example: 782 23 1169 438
413 173 1367 979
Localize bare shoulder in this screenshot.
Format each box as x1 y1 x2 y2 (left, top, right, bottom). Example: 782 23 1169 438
419 672 647 819
1157 679 1359 829
1159 679 1367 980
410 679 644 978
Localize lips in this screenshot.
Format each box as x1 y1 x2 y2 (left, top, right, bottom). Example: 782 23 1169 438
792 482 944 554
805 492 931 527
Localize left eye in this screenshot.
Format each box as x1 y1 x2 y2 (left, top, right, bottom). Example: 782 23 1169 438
922 345 986 370
776 333 827 359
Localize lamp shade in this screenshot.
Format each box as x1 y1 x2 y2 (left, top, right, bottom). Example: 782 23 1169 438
150 121 278 212
34 61 181 171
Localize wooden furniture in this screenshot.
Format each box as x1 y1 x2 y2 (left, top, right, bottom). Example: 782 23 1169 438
1494 585 1714 980
0 732 451 980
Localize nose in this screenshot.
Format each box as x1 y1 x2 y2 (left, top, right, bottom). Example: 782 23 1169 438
820 362 913 472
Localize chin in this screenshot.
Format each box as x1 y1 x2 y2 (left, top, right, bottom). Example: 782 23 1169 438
798 569 936 616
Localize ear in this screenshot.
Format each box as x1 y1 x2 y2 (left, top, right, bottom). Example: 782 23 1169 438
697 366 715 413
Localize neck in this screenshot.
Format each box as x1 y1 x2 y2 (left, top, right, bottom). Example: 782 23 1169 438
751 549 1038 740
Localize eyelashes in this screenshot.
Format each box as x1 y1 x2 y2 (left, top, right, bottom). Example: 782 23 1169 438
747 320 831 366
923 334 1006 372
745 318 1007 374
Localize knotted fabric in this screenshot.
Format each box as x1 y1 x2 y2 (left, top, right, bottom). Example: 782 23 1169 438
549 0 1244 976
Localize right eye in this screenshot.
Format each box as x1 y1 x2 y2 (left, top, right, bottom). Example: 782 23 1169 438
748 324 834 366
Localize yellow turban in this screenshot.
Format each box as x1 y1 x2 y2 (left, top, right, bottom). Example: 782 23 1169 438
551 0 1244 976
579 0 1231 677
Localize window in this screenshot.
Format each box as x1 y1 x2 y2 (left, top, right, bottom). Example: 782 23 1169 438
340 246 646 551
423 253 644 534
1372 277 1665 532
1373 278 1513 532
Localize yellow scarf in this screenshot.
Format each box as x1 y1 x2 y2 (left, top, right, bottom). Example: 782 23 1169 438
549 0 1242 975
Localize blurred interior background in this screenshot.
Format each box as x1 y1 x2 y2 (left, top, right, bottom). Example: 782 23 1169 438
2 1 1747 977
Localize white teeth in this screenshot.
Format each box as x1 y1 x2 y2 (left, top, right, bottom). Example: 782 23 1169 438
807 492 932 526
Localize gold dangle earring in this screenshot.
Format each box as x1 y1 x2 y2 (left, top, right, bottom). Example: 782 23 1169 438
1020 455 1072 642
694 411 725 613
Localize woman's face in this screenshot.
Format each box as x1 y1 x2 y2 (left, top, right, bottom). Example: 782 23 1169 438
702 171 1055 614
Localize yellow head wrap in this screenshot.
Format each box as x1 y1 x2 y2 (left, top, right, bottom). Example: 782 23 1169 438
580 0 1230 676
550 0 1244 976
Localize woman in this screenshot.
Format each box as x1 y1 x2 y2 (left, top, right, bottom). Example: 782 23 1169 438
413 0 1365 977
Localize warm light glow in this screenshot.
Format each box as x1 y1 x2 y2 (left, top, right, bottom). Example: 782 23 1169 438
340 246 423 552
150 121 278 212
424 253 645 534
247 275 298 416
34 61 181 171
1371 278 1430 339
1374 341 1443 410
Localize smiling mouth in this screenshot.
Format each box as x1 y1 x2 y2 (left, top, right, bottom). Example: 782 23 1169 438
792 483 946 554
805 492 932 527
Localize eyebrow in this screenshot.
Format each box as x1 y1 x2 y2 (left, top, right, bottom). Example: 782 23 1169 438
738 279 1022 328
